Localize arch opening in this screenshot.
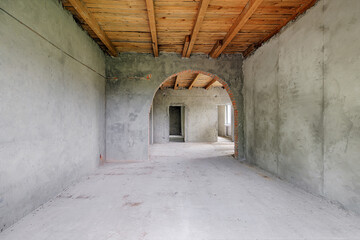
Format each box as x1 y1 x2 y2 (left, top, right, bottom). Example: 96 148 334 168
148 70 239 158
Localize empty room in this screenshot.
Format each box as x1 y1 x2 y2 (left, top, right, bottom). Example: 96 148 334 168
1 0 360 239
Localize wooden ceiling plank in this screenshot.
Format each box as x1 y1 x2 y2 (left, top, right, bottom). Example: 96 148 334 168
210 0 264 58
67 0 117 56
185 0 211 58
188 73 201 89
182 35 190 57
145 0 159 57
205 78 217 90
63 0 318 56
174 76 179 90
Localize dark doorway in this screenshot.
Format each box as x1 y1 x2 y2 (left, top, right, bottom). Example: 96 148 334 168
169 106 181 135
169 106 184 142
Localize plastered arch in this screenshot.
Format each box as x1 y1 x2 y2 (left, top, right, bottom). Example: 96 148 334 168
106 53 244 162
150 70 240 158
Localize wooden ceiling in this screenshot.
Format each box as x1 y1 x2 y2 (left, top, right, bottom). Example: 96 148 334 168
62 0 317 58
161 72 223 90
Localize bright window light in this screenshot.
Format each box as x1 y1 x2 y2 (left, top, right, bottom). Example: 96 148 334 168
225 104 231 125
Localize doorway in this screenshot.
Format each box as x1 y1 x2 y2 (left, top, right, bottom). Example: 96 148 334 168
169 106 184 142
217 104 234 142
149 70 239 158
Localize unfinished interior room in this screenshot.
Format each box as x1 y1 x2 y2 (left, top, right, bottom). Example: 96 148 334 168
1 0 360 239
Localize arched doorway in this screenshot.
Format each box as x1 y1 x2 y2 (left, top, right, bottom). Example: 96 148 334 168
149 70 239 158
105 54 244 162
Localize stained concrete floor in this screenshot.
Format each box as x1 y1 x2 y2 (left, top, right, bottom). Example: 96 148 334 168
2 142 360 240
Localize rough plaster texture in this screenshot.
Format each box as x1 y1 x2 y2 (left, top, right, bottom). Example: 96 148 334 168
152 88 231 143
106 53 243 162
243 0 360 213
323 0 360 214
0 0 106 230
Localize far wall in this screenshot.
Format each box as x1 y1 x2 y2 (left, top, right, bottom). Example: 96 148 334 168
152 88 231 143
243 0 360 214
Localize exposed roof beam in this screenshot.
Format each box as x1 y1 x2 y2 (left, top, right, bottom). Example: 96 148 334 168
174 76 179 90
205 78 217 90
210 0 264 58
182 35 190 58
209 40 223 58
188 73 201 90
67 0 117 56
185 0 211 58
243 0 318 58
145 0 159 57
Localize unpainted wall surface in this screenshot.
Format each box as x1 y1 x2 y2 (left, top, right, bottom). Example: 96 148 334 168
0 0 106 230
153 88 231 143
106 54 243 162
243 0 360 213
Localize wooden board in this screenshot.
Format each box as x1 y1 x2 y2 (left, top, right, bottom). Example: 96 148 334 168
62 0 318 57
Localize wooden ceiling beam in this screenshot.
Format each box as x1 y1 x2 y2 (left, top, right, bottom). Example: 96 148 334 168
188 73 201 90
182 35 190 58
67 0 117 56
63 0 317 56
205 78 217 90
174 76 179 90
210 0 264 58
145 0 159 57
185 0 211 58
209 40 223 58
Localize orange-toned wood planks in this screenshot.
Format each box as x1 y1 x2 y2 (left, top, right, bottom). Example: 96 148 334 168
62 0 318 57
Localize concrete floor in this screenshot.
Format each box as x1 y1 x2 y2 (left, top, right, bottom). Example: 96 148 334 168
1 142 360 240
217 136 233 142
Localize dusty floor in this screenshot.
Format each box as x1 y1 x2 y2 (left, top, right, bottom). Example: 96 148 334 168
1 142 360 240
217 136 233 142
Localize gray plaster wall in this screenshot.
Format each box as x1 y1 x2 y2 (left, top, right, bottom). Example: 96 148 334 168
243 0 360 213
106 53 243 162
152 88 231 143
0 0 106 230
